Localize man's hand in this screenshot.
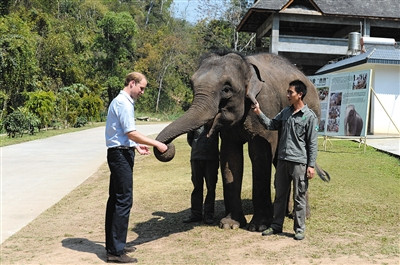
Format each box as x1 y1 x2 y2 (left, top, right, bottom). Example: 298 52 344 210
157 142 168 153
136 144 151 155
307 166 315 179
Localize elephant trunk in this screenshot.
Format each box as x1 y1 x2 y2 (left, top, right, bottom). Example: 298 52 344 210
154 95 219 162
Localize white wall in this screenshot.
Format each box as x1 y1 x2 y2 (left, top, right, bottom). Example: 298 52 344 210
371 65 400 134
335 63 400 135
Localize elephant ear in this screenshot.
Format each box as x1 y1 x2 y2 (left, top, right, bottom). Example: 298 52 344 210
246 63 265 104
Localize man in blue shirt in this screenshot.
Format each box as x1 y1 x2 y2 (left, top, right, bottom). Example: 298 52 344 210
252 80 318 241
105 72 167 263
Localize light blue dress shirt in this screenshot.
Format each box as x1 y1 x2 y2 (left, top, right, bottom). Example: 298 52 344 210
105 90 137 148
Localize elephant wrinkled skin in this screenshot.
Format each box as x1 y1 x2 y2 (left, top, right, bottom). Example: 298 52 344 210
154 52 322 231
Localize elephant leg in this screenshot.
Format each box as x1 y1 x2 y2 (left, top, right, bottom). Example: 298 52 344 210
247 137 273 232
219 139 246 229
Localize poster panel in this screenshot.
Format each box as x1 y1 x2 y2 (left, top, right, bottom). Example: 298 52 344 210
309 70 371 137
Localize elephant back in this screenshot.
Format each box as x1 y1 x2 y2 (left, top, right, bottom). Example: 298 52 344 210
246 53 321 121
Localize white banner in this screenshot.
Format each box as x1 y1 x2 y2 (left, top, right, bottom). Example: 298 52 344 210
309 70 372 137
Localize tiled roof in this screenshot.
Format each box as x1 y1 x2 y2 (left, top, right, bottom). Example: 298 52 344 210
316 48 400 74
251 0 400 19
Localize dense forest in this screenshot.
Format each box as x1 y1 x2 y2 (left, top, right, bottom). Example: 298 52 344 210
0 0 256 137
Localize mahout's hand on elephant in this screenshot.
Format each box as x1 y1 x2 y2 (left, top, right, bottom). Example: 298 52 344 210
252 101 261 115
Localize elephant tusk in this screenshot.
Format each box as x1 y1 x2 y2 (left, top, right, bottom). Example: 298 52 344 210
207 112 222 138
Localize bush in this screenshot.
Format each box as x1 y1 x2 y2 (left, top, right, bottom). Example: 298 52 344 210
3 109 41 137
3 110 26 137
74 116 87 128
25 112 41 135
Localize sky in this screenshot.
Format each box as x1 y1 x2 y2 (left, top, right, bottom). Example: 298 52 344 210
172 0 204 23
172 0 227 24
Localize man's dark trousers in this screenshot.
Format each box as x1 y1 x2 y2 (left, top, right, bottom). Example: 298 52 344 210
105 148 135 255
190 159 219 218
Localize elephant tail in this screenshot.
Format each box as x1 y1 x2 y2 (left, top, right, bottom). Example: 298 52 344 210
315 163 330 182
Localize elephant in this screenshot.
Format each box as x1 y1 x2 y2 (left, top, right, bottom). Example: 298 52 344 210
154 52 328 232
344 105 363 136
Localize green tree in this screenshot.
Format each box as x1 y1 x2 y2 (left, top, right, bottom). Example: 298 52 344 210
134 18 201 113
0 13 40 119
0 0 12 15
81 93 103 122
56 84 93 128
195 0 255 53
94 11 138 102
1 0 254 127
38 29 78 88
24 90 56 128
103 76 122 106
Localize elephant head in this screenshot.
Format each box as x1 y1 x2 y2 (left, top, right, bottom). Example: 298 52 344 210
154 52 265 162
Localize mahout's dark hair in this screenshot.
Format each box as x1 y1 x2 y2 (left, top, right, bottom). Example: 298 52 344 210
289 79 307 99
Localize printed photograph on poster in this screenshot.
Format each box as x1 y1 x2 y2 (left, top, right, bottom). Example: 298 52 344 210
327 92 342 133
344 104 363 136
353 73 368 90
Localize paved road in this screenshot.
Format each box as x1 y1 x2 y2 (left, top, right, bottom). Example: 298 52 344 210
0 123 169 244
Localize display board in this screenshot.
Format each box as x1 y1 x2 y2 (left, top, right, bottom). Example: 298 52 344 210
309 70 372 137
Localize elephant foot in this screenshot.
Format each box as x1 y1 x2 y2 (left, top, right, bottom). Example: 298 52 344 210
219 213 247 229
248 216 272 232
248 223 268 232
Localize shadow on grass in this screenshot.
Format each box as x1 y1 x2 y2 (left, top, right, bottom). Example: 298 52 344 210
128 198 275 246
61 238 106 262
60 198 281 259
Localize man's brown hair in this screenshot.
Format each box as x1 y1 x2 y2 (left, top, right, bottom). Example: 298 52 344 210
124 72 146 86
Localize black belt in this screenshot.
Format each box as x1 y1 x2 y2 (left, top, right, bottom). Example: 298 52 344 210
109 146 135 150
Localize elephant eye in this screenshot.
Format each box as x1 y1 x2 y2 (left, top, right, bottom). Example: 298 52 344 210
222 84 232 94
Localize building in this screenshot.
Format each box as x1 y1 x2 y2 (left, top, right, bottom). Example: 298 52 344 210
316 45 400 135
237 0 400 75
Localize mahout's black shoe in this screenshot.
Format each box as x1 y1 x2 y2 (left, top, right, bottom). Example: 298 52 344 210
107 253 137 263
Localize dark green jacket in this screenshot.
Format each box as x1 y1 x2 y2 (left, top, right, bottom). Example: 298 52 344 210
187 126 219 161
257 105 318 167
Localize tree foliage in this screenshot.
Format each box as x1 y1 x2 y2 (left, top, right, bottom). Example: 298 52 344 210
0 13 40 119
0 0 255 135
24 90 56 128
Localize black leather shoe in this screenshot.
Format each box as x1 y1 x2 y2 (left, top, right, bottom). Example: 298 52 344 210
183 216 202 223
124 246 137 253
107 253 137 263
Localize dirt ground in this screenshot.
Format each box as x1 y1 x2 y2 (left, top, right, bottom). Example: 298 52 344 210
1 160 399 265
